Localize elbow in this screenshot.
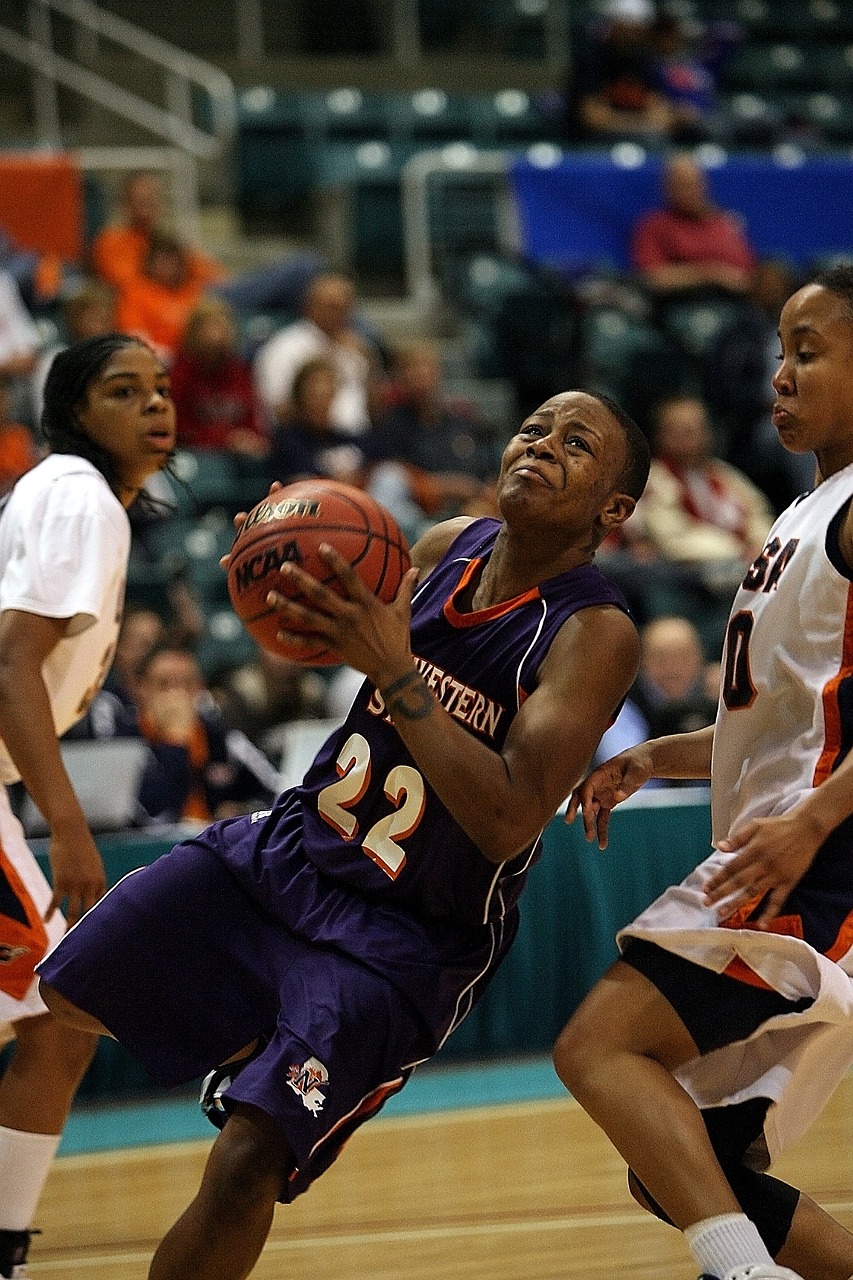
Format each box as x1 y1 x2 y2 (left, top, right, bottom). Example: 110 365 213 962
476 810 543 865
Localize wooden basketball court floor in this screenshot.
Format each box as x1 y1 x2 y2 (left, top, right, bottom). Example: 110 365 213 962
29 1058 853 1280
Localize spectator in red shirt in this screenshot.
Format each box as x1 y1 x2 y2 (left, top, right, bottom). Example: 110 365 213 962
631 153 756 301
171 298 268 458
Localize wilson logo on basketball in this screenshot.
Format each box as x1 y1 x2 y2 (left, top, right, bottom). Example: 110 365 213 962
242 498 321 532
232 540 304 594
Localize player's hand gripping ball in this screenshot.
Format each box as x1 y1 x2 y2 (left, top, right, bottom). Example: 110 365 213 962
227 479 411 665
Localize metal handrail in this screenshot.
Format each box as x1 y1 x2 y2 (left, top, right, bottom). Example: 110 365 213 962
0 24 222 159
45 0 237 142
399 146 516 308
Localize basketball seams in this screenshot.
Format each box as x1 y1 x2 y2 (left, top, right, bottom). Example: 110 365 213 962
227 481 410 664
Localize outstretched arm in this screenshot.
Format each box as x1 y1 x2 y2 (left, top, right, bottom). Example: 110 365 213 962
567 725 714 849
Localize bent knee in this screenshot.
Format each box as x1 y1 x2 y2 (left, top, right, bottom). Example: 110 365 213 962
38 980 109 1037
204 1106 295 1207
552 1010 598 1093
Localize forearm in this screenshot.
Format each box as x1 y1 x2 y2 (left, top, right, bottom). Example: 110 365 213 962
0 665 87 834
643 724 714 779
376 669 542 861
792 752 853 844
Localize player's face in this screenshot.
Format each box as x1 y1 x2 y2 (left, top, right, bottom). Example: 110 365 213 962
75 344 176 504
498 391 633 535
773 283 853 472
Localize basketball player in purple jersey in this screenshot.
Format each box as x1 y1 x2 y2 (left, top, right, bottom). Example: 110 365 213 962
38 389 650 1280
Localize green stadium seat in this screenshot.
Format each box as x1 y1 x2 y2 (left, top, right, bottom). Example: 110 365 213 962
169 449 244 515
195 608 257 680
702 0 853 41
781 91 853 144
468 90 562 146
804 44 853 91
385 90 472 144
660 298 754 362
309 88 388 140
722 43 814 93
580 306 687 426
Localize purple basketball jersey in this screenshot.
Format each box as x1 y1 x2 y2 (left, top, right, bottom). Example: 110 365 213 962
226 518 628 931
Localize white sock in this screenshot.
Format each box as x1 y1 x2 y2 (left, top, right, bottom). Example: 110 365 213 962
684 1212 774 1278
0 1125 61 1231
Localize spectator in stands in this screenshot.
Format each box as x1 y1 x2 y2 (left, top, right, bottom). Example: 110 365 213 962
132 644 279 824
0 223 65 316
636 394 774 566
91 171 223 302
102 605 165 710
71 643 280 826
631 614 719 739
254 272 382 435
91 170 324 326
211 645 330 763
31 279 117 424
648 12 752 147
114 233 207 362
631 153 756 302
0 373 39 495
171 297 268 458
625 393 774 655
0 270 41 426
595 614 718 775
362 338 499 542
564 0 677 146
268 356 364 485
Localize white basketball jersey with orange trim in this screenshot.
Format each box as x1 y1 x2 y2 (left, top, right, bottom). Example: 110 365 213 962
711 460 853 845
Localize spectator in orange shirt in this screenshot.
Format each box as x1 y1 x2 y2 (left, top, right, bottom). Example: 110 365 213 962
91 172 223 301
91 170 324 325
115 234 206 362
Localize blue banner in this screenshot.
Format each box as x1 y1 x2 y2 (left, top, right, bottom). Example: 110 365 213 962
510 150 853 274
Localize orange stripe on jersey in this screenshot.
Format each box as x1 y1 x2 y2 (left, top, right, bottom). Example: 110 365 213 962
814 582 853 786
443 558 541 629
0 842 49 1000
721 908 804 991
825 906 853 964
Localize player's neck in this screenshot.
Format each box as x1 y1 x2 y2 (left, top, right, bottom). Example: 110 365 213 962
473 536 593 608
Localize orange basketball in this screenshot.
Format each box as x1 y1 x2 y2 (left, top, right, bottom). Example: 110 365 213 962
227 479 411 665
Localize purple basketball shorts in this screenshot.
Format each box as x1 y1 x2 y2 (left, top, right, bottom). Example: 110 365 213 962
37 842 423 1199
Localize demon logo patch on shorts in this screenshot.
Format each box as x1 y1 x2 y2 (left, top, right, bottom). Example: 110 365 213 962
286 1056 329 1115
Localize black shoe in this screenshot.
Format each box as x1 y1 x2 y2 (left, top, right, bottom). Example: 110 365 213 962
199 1037 268 1131
0 1227 38 1278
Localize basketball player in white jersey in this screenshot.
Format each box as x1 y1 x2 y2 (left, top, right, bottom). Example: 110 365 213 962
555 265 853 1280
0 335 175 1279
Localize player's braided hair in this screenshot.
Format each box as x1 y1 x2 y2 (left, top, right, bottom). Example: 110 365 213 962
40 333 157 499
